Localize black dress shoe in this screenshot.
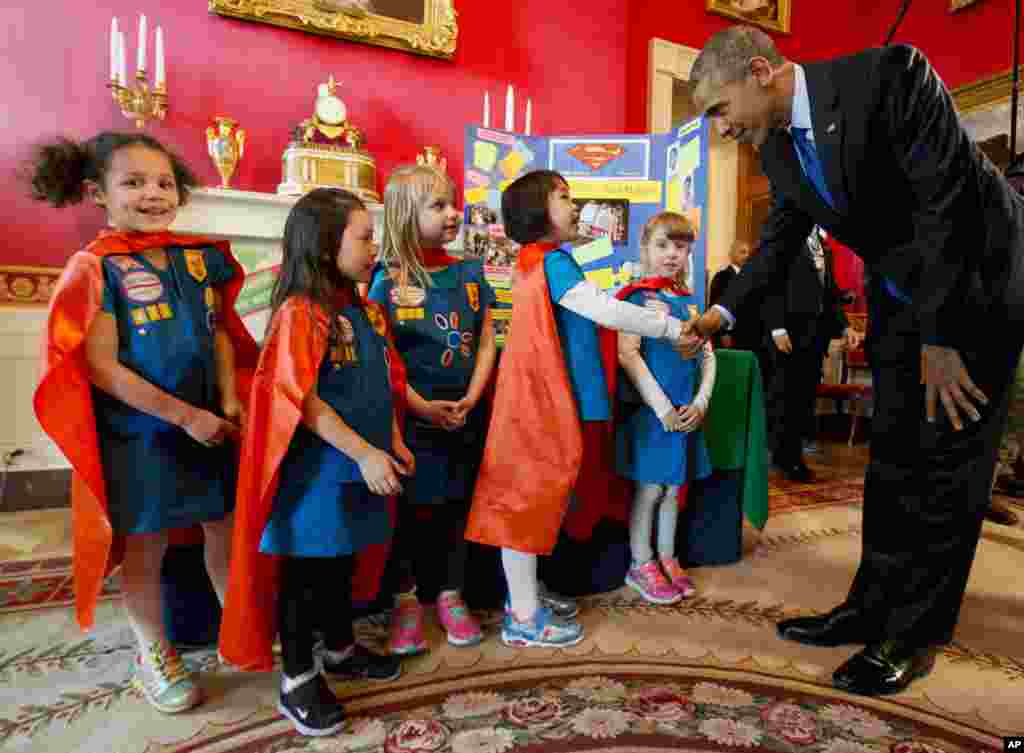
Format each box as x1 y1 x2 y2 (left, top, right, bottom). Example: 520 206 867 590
777 605 872 647
998 477 1024 498
832 640 937 696
775 458 813 482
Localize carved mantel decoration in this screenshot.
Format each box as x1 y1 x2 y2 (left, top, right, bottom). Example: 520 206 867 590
208 0 458 60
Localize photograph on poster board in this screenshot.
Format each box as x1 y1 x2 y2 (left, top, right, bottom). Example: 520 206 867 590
574 199 630 245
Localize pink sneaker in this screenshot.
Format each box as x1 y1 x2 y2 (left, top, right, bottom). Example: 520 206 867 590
625 560 683 605
388 594 427 655
660 557 697 598
436 591 483 647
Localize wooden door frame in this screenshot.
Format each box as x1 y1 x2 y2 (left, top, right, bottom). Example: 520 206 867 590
647 37 738 279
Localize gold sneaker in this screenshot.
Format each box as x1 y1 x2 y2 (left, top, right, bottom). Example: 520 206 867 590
132 639 203 714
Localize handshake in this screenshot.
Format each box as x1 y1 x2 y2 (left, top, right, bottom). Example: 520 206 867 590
673 309 723 359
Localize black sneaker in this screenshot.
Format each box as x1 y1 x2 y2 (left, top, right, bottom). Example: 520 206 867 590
321 643 402 682
278 673 345 736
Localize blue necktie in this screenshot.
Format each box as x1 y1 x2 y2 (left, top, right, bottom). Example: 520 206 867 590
793 128 911 304
791 127 835 210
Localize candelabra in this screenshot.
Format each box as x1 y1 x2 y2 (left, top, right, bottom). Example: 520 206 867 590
108 72 167 129
108 15 167 128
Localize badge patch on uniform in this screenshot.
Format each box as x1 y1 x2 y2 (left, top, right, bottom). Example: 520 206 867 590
365 305 388 336
390 285 426 307
184 250 208 283
109 256 142 272
332 315 358 367
465 282 480 312
687 304 700 319
121 271 164 304
396 307 425 322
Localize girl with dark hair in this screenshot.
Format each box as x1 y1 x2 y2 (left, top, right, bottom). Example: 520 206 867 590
465 171 694 648
30 132 258 713
220 188 412 736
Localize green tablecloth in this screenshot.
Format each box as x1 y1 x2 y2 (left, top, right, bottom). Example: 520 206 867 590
702 349 769 530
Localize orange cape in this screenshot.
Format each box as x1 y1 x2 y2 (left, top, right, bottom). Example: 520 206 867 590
465 243 622 554
219 296 406 672
33 230 259 632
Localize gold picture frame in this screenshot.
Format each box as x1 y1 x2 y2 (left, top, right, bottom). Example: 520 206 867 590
950 0 981 11
209 0 458 60
952 65 1024 169
706 0 790 34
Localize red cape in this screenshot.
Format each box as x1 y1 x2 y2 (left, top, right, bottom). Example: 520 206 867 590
33 230 259 631
219 296 406 672
465 243 622 553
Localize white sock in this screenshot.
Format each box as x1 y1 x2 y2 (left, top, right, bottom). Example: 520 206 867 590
502 548 540 621
629 484 662 566
657 485 681 559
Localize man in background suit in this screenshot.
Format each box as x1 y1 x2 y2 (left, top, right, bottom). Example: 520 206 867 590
766 227 859 481
684 26 1024 696
709 240 773 387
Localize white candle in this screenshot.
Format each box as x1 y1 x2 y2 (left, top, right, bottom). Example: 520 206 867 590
525 98 532 136
118 31 127 85
137 14 147 73
155 27 165 87
483 92 490 128
110 18 119 81
505 84 514 132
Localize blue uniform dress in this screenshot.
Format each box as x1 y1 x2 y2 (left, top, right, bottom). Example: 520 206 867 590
614 289 713 485
368 260 496 505
95 246 236 535
259 303 394 558
544 248 610 421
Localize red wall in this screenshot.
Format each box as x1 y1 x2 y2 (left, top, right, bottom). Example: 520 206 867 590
0 0 629 267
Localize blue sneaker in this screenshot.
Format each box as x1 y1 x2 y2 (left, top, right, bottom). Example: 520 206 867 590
501 606 584 648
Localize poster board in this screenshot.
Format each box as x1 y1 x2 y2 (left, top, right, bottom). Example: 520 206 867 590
462 120 710 346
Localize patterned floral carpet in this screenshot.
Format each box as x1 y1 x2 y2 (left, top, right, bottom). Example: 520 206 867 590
2 453 1022 753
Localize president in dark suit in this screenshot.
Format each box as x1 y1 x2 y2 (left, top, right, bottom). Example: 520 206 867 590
684 27 1024 696
765 228 857 481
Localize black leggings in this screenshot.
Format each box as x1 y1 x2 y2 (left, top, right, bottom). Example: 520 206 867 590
391 501 470 596
277 554 355 677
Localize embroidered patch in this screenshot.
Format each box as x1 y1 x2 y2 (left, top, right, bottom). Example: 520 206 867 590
365 305 387 336
390 285 426 307
465 282 480 312
185 250 207 282
450 311 460 330
396 307 425 322
204 287 217 309
121 271 164 304
336 315 356 344
109 256 142 272
130 308 148 325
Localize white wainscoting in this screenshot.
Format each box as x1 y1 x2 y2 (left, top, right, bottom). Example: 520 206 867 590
0 307 69 471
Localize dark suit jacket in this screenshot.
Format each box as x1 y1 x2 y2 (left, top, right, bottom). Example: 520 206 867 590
708 265 738 309
720 45 1024 348
763 238 847 351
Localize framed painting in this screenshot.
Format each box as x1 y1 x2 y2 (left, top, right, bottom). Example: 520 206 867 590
706 0 790 34
209 0 458 60
953 65 1024 170
950 0 982 11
